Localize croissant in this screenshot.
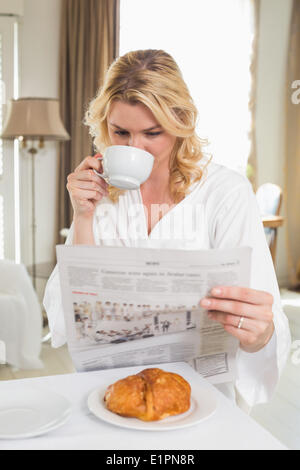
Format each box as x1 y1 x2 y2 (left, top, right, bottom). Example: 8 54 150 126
104 368 191 421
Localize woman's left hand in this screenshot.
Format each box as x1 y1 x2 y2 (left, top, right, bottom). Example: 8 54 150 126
199 286 275 353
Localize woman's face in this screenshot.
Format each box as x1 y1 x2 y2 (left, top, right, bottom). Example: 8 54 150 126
107 101 177 173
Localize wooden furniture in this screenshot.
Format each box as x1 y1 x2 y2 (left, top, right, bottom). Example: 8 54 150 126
262 215 284 228
262 215 284 264
256 184 284 265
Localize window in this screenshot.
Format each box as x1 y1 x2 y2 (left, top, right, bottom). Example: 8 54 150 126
0 31 3 257
0 16 19 260
120 0 255 174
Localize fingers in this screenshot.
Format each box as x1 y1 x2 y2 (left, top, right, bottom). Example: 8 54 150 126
207 311 249 329
72 169 103 182
222 324 259 349
223 321 275 353
69 187 105 202
68 177 108 195
209 286 274 306
67 155 108 193
199 286 275 353
205 308 274 352
66 154 108 215
200 296 272 322
75 155 103 173
206 311 268 336
67 174 108 197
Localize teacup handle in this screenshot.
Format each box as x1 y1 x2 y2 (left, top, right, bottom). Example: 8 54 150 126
93 156 108 181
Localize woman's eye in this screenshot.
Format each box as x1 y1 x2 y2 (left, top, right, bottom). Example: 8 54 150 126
115 130 129 136
146 132 163 137
114 130 163 137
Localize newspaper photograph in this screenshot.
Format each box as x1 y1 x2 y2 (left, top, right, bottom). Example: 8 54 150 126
56 245 251 384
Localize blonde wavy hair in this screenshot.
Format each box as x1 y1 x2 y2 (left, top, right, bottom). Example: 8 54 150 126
84 49 209 203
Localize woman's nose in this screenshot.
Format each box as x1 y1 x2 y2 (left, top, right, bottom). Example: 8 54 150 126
128 135 145 150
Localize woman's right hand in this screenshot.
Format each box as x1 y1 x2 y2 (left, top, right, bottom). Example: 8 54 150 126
66 155 109 218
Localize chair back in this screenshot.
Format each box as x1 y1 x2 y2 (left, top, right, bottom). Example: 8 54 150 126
0 259 43 369
256 183 282 216
0 260 41 314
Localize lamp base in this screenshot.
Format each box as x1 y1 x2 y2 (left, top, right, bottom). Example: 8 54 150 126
28 146 38 290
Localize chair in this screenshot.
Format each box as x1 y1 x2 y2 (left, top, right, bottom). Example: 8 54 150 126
0 260 44 369
256 183 283 264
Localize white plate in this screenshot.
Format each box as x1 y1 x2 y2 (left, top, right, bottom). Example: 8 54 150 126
87 383 217 431
0 386 72 439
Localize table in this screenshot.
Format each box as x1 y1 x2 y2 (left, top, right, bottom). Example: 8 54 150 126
0 362 287 450
262 215 284 229
262 215 284 264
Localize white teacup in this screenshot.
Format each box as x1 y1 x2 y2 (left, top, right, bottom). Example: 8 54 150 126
93 145 154 190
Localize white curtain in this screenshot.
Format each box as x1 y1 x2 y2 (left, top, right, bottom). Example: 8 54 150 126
120 0 257 176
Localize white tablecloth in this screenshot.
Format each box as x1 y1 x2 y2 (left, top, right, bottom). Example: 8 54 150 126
0 362 286 450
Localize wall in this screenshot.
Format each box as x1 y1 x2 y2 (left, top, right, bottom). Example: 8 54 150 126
0 0 23 15
256 0 293 286
17 0 61 299
18 0 61 274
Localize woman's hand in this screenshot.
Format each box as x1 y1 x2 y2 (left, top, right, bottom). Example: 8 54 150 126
66 154 109 218
200 286 275 353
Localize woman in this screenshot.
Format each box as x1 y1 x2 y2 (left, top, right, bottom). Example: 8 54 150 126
44 49 291 408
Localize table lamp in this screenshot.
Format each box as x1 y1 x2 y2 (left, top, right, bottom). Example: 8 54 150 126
1 97 70 289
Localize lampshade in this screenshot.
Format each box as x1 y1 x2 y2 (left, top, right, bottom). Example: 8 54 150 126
1 97 70 141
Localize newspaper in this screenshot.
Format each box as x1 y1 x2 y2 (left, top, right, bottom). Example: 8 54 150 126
56 245 251 384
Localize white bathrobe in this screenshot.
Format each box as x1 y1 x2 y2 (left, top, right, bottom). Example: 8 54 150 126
43 159 291 408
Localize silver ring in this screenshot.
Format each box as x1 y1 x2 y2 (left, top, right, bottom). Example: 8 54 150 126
237 316 245 329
